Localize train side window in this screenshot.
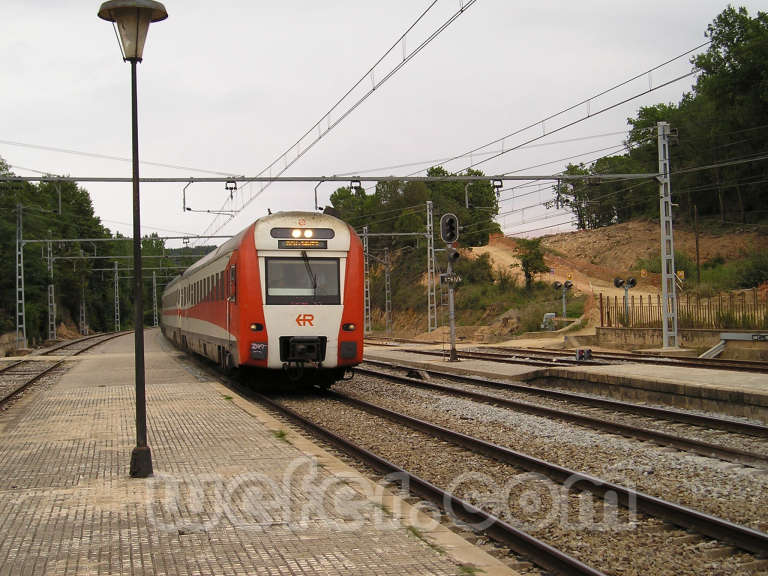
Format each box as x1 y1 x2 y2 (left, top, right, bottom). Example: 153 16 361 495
230 266 237 303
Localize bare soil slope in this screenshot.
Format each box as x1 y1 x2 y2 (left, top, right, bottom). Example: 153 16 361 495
474 220 767 299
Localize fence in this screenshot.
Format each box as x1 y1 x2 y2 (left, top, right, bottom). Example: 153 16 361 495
600 289 768 330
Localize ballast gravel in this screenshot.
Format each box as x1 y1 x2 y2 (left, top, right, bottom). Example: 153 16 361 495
276 391 766 576
337 374 768 533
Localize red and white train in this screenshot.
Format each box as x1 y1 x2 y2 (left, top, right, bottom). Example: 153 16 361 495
160 211 364 384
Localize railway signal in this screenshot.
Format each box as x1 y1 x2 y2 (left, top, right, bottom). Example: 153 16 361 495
439 214 461 362
440 213 459 244
614 277 637 327
553 280 573 318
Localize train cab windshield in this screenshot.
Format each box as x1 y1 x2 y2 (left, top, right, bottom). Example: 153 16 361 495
266 257 340 305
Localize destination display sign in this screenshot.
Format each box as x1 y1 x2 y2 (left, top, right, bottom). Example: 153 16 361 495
278 239 328 249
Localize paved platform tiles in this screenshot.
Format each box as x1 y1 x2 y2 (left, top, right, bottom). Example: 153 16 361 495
364 344 768 423
0 330 518 576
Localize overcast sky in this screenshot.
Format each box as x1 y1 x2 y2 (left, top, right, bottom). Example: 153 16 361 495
1 1 763 246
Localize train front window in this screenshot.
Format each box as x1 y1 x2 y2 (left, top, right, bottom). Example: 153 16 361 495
266 257 340 305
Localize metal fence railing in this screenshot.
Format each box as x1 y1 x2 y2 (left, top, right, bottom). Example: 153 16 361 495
600 289 768 330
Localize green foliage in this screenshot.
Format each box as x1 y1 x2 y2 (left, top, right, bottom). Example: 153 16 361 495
549 6 768 229
636 248 768 293
513 238 549 290
0 157 201 344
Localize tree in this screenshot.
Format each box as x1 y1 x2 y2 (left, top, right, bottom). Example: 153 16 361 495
514 238 549 290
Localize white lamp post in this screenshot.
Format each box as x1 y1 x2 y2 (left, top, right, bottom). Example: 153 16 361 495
98 0 167 478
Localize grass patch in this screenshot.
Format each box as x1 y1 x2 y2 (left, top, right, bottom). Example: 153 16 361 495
635 250 768 292
405 525 445 554
271 429 289 442
457 565 484 575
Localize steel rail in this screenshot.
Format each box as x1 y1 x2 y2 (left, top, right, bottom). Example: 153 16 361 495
324 389 768 556
242 388 608 576
365 339 768 374
36 330 133 356
0 332 132 407
0 360 63 407
363 359 768 439
480 345 768 374
356 365 768 467
0 360 27 375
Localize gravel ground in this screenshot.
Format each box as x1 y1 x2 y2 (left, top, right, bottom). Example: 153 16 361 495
0 361 63 403
337 373 768 534
276 392 767 576
364 361 768 456
0 364 67 413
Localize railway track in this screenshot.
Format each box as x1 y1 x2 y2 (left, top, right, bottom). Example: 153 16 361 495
0 332 129 407
366 338 768 373
359 360 768 468
482 344 768 373
241 385 768 575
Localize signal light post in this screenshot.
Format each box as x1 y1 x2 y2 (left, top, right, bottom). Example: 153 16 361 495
553 280 573 319
614 277 637 327
440 214 460 361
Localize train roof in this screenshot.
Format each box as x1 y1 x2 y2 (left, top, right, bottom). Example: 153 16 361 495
164 211 353 290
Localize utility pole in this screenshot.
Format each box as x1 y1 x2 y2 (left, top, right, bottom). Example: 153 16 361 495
46 235 56 341
80 283 88 336
657 121 678 348
15 204 27 349
440 213 460 362
426 201 437 332
152 270 159 327
362 226 371 335
446 252 458 361
384 248 392 339
694 205 701 284
114 261 121 332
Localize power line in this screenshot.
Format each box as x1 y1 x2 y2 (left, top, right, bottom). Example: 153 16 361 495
337 131 629 177
1 141 237 176
196 0 478 243
394 41 710 181
463 70 699 174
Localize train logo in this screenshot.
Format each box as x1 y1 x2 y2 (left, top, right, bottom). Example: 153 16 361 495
296 314 314 327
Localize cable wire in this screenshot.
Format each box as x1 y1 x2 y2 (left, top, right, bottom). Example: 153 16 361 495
196 0 478 243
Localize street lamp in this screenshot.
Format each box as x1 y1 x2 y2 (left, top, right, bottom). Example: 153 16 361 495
98 0 168 479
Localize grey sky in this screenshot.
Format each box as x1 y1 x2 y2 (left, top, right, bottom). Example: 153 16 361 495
1 1 762 246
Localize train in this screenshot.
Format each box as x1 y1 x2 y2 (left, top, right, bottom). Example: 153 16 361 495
160 211 364 385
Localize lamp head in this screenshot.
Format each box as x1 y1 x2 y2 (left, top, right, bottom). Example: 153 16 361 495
98 0 168 61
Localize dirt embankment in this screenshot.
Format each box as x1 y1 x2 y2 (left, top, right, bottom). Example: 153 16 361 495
473 220 767 299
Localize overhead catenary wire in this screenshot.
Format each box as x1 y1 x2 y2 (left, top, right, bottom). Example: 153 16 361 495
195 0 478 243
384 41 711 183
2 141 237 176
498 151 768 237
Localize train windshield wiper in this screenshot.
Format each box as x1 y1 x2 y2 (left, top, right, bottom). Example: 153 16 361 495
301 251 317 300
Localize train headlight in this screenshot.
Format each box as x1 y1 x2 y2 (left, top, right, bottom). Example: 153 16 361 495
250 322 264 332
291 229 302 238
342 323 356 332
303 229 313 238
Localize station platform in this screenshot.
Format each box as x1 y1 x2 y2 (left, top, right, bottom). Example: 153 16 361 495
0 329 517 576
364 343 768 423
